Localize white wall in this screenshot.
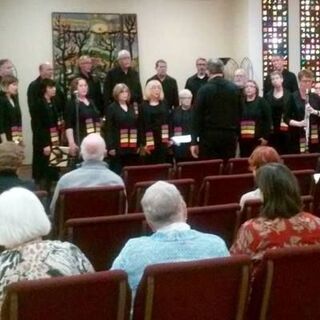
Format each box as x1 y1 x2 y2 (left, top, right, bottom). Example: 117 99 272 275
0 0 233 163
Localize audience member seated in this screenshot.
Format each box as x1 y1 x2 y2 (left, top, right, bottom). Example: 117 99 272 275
50 133 124 214
231 163 320 261
0 142 35 193
239 146 281 209
0 187 94 311
111 181 229 295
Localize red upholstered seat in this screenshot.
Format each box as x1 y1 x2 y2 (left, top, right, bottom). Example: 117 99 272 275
129 178 195 212
56 185 126 238
133 255 250 320
1 270 131 320
122 163 173 199
187 204 241 248
292 169 315 196
248 245 320 320
66 213 147 270
225 157 250 174
198 173 254 206
281 153 320 171
175 159 223 194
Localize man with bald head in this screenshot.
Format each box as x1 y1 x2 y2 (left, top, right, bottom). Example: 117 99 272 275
27 62 66 132
50 133 124 215
103 49 142 108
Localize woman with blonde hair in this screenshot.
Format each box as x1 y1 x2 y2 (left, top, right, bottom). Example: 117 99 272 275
139 80 170 163
105 83 139 173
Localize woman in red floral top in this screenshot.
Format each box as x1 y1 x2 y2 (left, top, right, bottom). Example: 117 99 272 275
231 163 320 260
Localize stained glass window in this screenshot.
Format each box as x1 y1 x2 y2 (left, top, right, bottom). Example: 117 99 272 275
262 0 289 80
300 1 320 82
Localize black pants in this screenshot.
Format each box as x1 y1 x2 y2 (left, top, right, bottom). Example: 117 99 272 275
200 131 237 160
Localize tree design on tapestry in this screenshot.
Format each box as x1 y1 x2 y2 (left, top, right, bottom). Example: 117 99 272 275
52 13 139 96
300 0 320 82
262 0 289 80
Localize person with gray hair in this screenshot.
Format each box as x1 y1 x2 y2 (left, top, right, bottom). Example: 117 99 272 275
50 133 124 215
0 187 94 311
103 49 142 108
233 68 248 89
190 58 242 160
111 181 229 295
170 89 194 161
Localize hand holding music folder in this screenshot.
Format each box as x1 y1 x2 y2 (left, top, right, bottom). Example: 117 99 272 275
49 146 70 167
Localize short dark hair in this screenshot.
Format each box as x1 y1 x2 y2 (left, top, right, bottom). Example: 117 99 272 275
256 163 302 219
40 78 56 96
155 59 167 68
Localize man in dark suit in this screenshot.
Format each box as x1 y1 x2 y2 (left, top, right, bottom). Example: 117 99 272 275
191 59 242 160
147 59 179 109
263 54 298 96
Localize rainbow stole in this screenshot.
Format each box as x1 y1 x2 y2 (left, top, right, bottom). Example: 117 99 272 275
310 125 319 144
241 120 255 139
146 131 155 151
161 124 169 143
174 126 183 136
300 137 307 153
11 126 22 144
50 127 59 146
85 118 100 134
120 129 137 148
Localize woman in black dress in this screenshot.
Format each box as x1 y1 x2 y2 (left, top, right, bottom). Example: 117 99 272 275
31 79 63 191
65 77 101 157
105 83 139 174
0 75 22 144
265 71 291 154
170 89 193 162
239 80 272 157
139 80 170 164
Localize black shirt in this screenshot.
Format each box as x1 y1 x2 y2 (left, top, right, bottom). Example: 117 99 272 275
241 97 272 140
65 98 101 144
185 73 208 104
103 67 142 107
191 76 242 144
105 101 138 154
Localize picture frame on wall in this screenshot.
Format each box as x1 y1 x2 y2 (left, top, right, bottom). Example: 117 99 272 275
52 12 139 96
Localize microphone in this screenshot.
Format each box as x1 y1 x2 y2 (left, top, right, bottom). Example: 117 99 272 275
73 90 79 96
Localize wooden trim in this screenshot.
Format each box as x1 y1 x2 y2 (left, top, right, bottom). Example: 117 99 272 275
259 260 274 320
236 265 250 320
144 276 155 320
117 280 127 320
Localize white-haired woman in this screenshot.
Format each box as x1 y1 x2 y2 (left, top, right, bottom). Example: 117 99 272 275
0 188 94 310
170 89 194 162
138 80 170 164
